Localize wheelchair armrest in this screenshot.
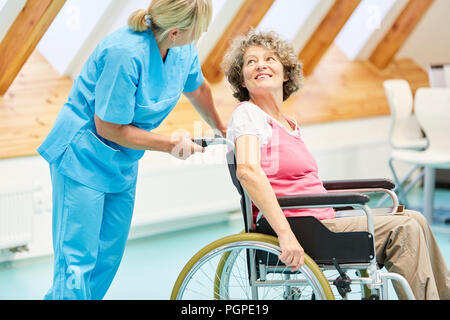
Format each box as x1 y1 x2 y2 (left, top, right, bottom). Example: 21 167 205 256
274 193 376 247
277 192 370 209
322 178 395 191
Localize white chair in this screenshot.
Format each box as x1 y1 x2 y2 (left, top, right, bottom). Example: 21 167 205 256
390 88 450 222
382 80 428 207
384 80 428 150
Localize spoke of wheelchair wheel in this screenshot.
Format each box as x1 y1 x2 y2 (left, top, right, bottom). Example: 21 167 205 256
185 286 212 299
237 250 253 299
261 253 293 300
192 258 226 299
194 266 216 298
193 258 224 299
221 249 251 299
228 253 248 299
270 283 289 300
266 258 286 299
190 276 211 297
218 252 247 299
214 256 249 300
262 249 271 299
187 263 219 299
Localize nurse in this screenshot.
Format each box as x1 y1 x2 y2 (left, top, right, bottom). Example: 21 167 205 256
38 0 225 300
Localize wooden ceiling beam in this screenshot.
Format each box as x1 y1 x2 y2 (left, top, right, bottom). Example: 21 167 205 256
369 0 435 69
201 0 275 84
0 0 67 96
298 0 361 77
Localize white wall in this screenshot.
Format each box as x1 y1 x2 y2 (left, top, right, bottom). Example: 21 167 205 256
302 116 393 181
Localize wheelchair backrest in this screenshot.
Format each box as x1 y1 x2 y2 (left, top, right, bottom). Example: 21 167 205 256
226 150 253 232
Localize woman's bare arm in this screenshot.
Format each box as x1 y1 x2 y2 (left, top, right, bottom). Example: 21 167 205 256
235 134 304 271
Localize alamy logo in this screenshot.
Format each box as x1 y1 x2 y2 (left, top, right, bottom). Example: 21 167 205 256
66 265 81 290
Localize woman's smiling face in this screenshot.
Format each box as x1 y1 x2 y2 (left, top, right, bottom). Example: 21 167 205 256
241 45 287 97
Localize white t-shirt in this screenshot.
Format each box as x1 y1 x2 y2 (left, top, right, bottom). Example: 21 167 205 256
226 102 301 146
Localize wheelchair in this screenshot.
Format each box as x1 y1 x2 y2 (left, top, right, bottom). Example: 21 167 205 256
170 138 416 300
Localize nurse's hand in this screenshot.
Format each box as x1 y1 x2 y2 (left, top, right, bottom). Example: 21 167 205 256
170 133 204 160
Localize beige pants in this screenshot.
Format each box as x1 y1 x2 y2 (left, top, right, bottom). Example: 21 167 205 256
322 210 450 300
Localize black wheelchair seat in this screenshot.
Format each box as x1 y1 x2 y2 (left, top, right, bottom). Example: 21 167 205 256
254 216 375 266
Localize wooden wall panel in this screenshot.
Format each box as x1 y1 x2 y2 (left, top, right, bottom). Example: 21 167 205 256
201 0 275 84
369 0 435 69
298 0 361 76
0 0 66 96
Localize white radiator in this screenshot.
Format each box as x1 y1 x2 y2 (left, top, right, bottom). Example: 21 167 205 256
0 187 35 250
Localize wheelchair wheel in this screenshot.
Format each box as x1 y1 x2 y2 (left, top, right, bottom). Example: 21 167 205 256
171 233 334 300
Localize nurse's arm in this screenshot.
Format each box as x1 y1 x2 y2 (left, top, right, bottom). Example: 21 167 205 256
183 81 227 137
94 115 203 155
235 134 304 271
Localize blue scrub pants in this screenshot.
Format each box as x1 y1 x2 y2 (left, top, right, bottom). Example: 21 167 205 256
44 164 136 300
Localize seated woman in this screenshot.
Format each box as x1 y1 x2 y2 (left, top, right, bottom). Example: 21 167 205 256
222 30 450 300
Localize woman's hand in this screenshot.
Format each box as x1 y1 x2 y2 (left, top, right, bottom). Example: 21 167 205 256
170 132 204 160
277 230 304 272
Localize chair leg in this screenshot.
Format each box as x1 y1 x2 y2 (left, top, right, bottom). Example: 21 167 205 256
388 158 409 207
423 166 436 223
401 167 425 197
377 166 424 207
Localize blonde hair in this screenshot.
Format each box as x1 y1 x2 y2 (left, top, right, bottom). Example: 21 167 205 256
223 30 304 102
128 0 212 43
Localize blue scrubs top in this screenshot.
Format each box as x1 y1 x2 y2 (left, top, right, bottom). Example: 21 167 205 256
37 26 204 193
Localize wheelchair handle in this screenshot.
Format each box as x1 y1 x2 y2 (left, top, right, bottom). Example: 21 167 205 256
192 137 235 150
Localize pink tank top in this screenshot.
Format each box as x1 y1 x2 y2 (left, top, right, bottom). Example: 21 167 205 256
252 115 335 222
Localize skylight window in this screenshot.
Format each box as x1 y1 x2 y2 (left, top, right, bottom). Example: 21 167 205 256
256 0 320 42
0 0 8 11
334 0 397 60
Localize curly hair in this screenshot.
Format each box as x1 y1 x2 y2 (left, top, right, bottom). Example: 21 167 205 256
222 29 304 102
